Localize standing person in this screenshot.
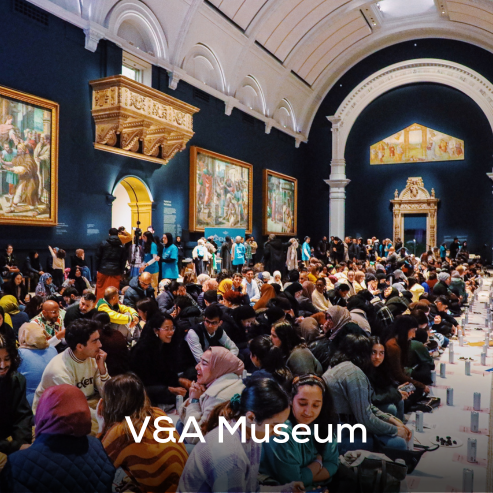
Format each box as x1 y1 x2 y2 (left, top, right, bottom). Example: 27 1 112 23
286 238 299 271
176 235 185 275
244 237 252 267
193 239 209 276
260 374 339 489
141 231 160 291
449 238 460 260
99 373 187 493
178 377 303 493
231 236 246 273
330 238 344 264
302 237 311 267
161 232 179 280
47 246 66 288
2 385 115 493
220 237 233 272
247 236 258 266
317 236 328 263
128 236 145 279
0 334 33 463
95 228 126 301
439 242 447 262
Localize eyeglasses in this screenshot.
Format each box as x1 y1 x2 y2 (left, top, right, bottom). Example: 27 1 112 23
204 319 220 326
159 326 175 333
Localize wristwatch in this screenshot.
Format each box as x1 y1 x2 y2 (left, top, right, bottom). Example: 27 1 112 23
190 398 199 404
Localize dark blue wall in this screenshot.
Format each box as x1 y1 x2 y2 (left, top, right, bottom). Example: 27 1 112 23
306 39 493 260
0 0 306 267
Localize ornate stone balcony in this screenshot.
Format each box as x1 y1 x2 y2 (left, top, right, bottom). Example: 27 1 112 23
90 75 199 165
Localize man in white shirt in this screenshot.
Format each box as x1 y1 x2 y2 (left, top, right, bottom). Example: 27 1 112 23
33 318 109 434
242 268 260 304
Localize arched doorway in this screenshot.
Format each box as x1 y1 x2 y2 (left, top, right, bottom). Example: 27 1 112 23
111 176 154 232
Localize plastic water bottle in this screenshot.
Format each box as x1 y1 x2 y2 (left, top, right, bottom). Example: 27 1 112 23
463 468 474 493
440 362 446 378
175 395 183 414
415 411 424 432
465 360 471 376
471 411 479 433
473 392 481 411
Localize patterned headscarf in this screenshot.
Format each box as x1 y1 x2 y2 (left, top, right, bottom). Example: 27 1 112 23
36 273 56 298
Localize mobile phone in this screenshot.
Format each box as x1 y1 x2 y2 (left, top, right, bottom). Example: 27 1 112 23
399 383 416 393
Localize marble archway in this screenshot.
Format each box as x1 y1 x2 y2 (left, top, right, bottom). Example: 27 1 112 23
390 177 439 250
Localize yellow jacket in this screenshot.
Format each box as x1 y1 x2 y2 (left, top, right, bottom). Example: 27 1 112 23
96 299 137 325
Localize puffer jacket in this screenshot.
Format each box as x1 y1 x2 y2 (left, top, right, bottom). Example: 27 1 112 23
123 276 155 309
95 235 125 276
0 434 115 492
157 290 175 314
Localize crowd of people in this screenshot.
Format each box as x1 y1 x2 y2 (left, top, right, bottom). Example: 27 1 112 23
0 232 482 492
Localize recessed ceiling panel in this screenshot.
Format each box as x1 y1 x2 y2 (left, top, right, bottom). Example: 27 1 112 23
210 0 269 30
377 0 437 19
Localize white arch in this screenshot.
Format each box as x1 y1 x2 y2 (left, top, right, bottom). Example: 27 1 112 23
273 98 296 131
235 75 266 115
105 0 167 58
182 43 226 92
325 58 493 240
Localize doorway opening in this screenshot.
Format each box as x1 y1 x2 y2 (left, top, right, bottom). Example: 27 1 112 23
404 214 427 257
111 176 153 232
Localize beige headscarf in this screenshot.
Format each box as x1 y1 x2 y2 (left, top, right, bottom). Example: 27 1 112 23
203 347 244 387
325 305 352 340
18 323 49 349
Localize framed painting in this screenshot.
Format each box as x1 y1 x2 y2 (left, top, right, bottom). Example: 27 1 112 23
263 169 297 236
189 146 253 233
0 85 58 226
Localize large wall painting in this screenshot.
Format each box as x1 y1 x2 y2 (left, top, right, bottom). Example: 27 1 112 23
189 147 252 233
0 85 58 226
370 123 464 165
263 169 297 236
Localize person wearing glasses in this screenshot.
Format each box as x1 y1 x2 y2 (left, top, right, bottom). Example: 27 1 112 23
130 313 190 407
122 271 156 310
184 303 239 366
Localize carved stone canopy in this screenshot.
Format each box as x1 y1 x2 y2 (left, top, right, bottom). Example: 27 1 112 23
90 75 199 165
390 177 439 250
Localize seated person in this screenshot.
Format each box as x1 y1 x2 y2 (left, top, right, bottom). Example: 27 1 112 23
242 268 260 304
62 268 90 296
99 373 187 492
2 385 115 492
34 273 57 300
17 323 58 406
260 374 339 489
173 295 203 334
96 286 139 342
429 295 460 337
157 280 179 314
179 346 245 445
0 295 29 337
323 333 410 454
64 292 97 328
130 313 189 406
2 273 28 307
123 272 155 309
61 286 80 306
72 248 92 282
311 279 331 312
366 337 409 420
0 334 33 462
327 282 350 307
30 300 65 348
183 304 239 367
33 319 110 435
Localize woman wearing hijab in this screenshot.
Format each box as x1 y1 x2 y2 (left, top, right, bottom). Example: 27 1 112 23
0 334 33 465
253 283 276 311
99 373 187 493
0 296 29 337
1 384 115 492
17 323 57 405
179 346 245 445
284 282 319 317
3 273 28 306
66 266 90 296
35 272 57 300
309 306 356 371
269 271 283 291
0 306 16 342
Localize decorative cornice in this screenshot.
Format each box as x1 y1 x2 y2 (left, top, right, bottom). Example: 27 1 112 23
329 59 493 158
90 75 199 165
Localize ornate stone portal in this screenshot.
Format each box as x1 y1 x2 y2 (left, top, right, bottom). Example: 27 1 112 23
391 177 439 250
90 75 199 165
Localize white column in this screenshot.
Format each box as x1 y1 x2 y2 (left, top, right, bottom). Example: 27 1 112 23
325 116 350 239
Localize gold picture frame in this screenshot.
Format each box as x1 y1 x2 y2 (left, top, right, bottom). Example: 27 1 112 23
189 146 253 233
0 85 58 226
263 169 297 236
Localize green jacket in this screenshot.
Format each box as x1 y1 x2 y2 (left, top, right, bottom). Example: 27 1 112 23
0 372 33 455
260 420 339 487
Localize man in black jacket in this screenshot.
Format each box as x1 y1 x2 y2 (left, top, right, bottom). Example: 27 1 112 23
123 272 155 309
94 228 126 301
449 238 460 260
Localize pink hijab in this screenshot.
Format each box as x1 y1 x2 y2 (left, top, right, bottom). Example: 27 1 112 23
203 347 244 387
35 384 91 437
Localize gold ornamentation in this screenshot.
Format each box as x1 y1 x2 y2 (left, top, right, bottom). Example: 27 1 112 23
90 75 199 165
391 177 439 250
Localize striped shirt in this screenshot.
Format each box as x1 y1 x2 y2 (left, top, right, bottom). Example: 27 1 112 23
101 408 187 492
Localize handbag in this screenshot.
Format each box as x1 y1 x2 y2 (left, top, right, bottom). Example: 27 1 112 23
337 451 408 493
409 396 441 413
375 442 439 474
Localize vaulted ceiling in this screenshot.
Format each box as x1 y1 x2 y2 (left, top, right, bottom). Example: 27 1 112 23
29 0 493 145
